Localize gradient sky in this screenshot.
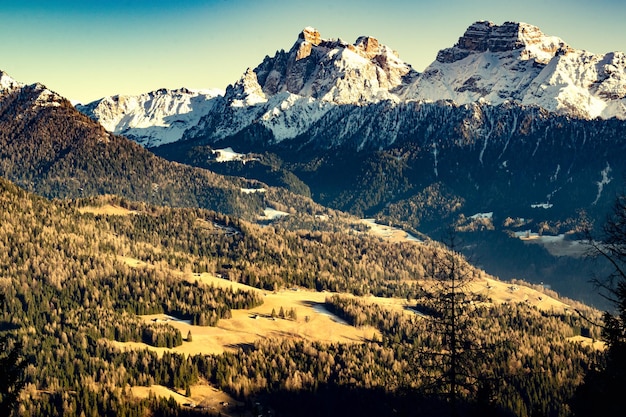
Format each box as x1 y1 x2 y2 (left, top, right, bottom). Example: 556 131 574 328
1 0 625 103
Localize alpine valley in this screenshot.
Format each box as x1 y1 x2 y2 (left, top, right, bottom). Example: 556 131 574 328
0 20 624 417
79 21 626 307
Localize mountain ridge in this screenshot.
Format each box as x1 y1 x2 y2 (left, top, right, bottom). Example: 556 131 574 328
76 87 223 147
406 20 626 120
0 77 273 219
76 20 626 149
6 21 622 305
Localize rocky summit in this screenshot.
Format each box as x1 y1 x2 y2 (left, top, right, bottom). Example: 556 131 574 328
436 21 572 64
252 27 417 102
76 21 626 149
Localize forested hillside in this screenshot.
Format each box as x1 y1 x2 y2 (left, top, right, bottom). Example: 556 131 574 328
0 83 266 219
0 177 604 416
154 102 626 307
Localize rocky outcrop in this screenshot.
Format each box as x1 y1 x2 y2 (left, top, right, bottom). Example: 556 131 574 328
248 27 418 104
299 27 321 45
354 36 380 55
295 27 321 60
407 21 626 120
437 21 571 64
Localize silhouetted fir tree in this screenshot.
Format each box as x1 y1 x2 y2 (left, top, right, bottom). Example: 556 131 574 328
416 230 495 416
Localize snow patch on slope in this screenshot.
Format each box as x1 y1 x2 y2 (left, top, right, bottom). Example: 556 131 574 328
213 147 244 162
32 85 63 108
259 93 334 142
593 162 612 205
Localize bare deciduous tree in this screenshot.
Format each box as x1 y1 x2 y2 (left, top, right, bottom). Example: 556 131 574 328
574 193 626 416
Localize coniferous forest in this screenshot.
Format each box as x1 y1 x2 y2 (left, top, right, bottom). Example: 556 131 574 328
0 80 620 417
0 173 619 417
2 14 626 417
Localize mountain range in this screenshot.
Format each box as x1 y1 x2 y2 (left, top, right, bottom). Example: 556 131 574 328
74 21 626 307
2 21 625 306
77 21 626 149
0 20 620 416
0 69 316 221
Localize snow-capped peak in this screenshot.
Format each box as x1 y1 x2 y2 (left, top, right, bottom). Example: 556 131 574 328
0 71 64 108
436 21 571 65
227 68 267 107
515 22 572 64
245 27 418 105
76 87 224 148
30 83 65 108
186 27 420 145
405 21 626 120
0 70 23 94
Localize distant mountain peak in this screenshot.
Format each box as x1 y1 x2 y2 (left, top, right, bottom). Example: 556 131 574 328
406 20 626 120
241 27 417 105
76 87 223 147
0 70 22 94
298 27 322 44
437 21 571 65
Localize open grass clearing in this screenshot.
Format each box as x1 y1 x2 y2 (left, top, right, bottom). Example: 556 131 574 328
114 255 577 407
113 255 571 360
109 274 380 357
111 268 570 360
111 215 575 359
470 276 570 313
567 335 605 350
130 380 241 416
78 204 137 216
361 218 421 243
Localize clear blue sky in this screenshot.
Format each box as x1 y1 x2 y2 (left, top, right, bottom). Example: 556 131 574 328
1 0 624 103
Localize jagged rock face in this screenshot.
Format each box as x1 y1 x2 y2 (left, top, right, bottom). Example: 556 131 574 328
591 52 626 100
437 21 570 64
406 21 626 120
247 27 418 104
299 26 321 45
354 36 379 55
295 27 321 60
227 68 267 105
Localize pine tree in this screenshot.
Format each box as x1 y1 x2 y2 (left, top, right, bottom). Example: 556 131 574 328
416 231 493 416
